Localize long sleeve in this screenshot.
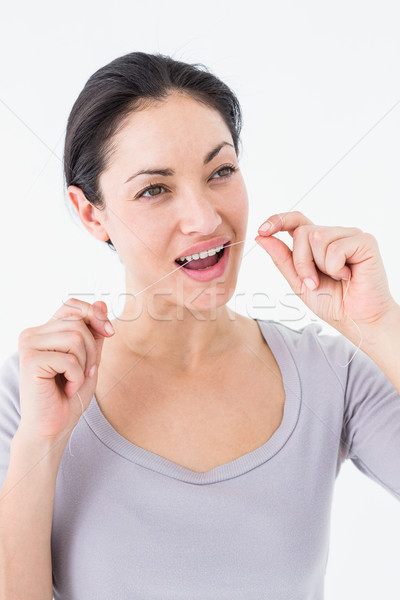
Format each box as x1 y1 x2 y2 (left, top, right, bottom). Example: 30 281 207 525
0 350 22 491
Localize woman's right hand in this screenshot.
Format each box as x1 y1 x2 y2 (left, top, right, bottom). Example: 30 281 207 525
17 299 115 446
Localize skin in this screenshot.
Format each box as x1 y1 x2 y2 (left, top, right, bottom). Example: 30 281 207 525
68 91 250 372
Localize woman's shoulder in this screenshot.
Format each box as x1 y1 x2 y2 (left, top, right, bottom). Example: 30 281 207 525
0 349 21 416
0 349 20 388
0 350 22 490
255 317 361 382
255 317 331 350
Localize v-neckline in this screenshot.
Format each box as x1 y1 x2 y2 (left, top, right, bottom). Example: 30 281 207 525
83 319 301 485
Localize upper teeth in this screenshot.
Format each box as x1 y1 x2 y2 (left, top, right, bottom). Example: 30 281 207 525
177 244 224 262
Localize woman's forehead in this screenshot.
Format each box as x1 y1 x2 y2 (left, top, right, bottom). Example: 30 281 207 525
107 97 231 170
122 92 225 134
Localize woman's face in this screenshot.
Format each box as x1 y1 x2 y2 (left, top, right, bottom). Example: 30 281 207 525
95 91 249 316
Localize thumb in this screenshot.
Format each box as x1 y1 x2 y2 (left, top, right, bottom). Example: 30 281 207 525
89 301 111 354
92 300 108 315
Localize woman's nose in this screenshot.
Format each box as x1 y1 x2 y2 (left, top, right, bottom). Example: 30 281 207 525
177 191 222 234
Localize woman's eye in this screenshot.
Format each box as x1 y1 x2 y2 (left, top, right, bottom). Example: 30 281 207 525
137 165 237 200
210 165 236 180
140 185 167 198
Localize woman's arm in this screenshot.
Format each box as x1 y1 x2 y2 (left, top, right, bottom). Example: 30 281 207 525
352 304 400 395
0 427 68 600
255 211 400 393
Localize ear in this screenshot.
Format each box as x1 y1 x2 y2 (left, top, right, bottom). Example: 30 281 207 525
68 185 109 242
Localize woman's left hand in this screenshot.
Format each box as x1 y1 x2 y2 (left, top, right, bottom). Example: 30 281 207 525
255 210 398 337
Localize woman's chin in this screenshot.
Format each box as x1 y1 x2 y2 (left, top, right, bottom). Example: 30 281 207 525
182 283 237 314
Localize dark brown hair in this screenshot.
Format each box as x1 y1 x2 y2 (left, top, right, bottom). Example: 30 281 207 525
63 51 243 251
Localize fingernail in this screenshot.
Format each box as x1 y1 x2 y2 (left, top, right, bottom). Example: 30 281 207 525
255 238 264 247
259 221 273 233
105 322 115 335
304 278 317 290
88 364 96 377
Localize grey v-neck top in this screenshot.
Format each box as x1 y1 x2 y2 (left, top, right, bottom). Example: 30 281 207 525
0 319 399 599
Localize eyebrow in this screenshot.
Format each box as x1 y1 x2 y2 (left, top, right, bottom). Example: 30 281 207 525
124 141 235 185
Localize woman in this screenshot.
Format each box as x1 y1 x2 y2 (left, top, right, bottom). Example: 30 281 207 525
1 51 399 599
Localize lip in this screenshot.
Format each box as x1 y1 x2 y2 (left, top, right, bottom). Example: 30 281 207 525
175 236 231 261
176 242 230 282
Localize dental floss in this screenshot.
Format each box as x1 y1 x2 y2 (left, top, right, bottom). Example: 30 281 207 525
50 316 95 457
65 233 360 455
128 233 361 367
336 273 362 368
66 239 256 455
131 238 258 298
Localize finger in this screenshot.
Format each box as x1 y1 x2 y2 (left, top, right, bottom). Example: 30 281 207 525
308 227 361 281
51 299 114 340
325 233 370 280
292 226 359 286
258 210 315 237
28 327 97 378
291 226 320 288
93 300 109 316
33 350 85 400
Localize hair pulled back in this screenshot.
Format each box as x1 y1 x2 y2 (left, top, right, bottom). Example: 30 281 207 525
63 51 243 251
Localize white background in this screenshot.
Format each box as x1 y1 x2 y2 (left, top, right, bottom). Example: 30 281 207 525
1 0 400 597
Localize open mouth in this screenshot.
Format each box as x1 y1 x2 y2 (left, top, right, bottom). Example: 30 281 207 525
175 244 227 271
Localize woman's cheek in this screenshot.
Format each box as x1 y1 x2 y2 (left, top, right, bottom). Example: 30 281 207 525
231 185 249 223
